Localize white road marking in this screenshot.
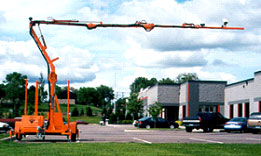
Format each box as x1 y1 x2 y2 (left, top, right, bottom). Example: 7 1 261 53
124 129 151 132
133 137 152 144
190 138 224 144
246 138 261 141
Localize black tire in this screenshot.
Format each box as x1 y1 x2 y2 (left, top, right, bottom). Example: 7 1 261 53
243 128 249 133
252 130 259 134
203 127 213 133
175 123 179 129
225 130 231 133
16 134 22 141
186 127 192 132
71 134 77 142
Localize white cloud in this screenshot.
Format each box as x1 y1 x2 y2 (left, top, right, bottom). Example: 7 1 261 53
0 40 97 84
0 0 261 94
125 38 208 68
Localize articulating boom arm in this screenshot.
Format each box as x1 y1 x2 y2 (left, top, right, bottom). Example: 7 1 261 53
28 17 243 130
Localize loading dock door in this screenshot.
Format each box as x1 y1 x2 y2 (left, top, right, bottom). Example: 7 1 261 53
165 106 179 121
230 104 234 119
245 103 249 117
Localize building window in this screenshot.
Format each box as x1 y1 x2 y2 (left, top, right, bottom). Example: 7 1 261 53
199 106 216 113
238 103 242 117
230 104 234 119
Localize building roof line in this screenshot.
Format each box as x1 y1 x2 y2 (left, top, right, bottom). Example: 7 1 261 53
226 78 254 87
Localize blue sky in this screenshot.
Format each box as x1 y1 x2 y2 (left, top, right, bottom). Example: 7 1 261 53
0 0 261 95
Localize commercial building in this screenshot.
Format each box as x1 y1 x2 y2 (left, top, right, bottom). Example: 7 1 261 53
224 71 261 118
138 80 226 121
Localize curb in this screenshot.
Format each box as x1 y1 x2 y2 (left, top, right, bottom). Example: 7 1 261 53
0 136 15 141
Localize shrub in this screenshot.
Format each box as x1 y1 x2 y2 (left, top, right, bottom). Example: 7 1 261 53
80 109 84 116
93 110 98 116
125 113 133 120
86 106 93 116
109 113 117 124
119 120 133 124
71 107 79 116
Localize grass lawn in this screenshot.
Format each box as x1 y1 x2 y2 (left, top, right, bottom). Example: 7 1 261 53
0 133 9 139
35 103 102 124
70 116 101 124
38 103 102 115
0 141 260 156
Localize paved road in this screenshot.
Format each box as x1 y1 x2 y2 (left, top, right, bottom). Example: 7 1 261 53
19 124 261 144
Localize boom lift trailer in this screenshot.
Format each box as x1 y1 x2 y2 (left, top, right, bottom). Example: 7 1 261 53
11 17 243 142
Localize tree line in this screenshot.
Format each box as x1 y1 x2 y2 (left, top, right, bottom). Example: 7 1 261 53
0 71 198 121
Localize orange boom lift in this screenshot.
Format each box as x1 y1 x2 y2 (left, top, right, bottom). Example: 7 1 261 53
12 17 243 141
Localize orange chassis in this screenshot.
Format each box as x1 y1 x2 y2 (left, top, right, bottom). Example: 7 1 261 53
12 80 78 141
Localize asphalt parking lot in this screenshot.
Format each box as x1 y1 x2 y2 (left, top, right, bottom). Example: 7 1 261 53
16 124 261 144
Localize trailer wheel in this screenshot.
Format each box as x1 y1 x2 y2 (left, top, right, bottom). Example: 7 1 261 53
16 134 22 141
71 134 77 142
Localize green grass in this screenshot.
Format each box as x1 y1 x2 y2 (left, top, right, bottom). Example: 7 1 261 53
70 116 101 124
38 103 102 115
34 103 102 124
0 141 260 156
0 133 9 139
1 102 102 125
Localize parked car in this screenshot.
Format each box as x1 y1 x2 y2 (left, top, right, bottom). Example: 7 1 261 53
133 120 138 127
136 117 179 129
0 122 10 133
224 117 248 133
0 118 21 129
182 112 229 133
247 112 261 134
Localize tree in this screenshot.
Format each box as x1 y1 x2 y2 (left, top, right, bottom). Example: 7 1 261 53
115 98 127 120
39 72 47 103
96 85 114 108
4 72 27 116
25 85 37 115
86 106 93 116
0 84 5 103
158 78 176 84
130 77 157 94
147 102 162 128
127 93 144 120
71 107 79 116
77 87 101 106
176 73 199 84
55 85 63 99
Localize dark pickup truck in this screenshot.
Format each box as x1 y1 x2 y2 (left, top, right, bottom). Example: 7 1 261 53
182 112 229 132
